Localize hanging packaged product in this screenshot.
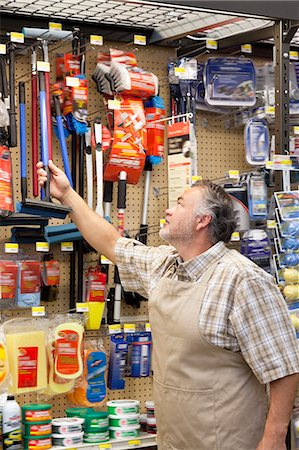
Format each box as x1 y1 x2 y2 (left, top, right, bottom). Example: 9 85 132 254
248 173 268 220
46 337 75 396
0 260 18 309
16 260 41 308
85 267 107 330
0 329 8 388
104 97 147 185
71 340 107 407
244 119 270 165
274 191 299 221
204 57 256 107
4 318 48 395
126 332 152 378
240 230 272 273
145 96 165 165
56 54 81 81
223 181 249 232
40 256 60 303
54 317 84 380
107 334 129 390
0 144 14 217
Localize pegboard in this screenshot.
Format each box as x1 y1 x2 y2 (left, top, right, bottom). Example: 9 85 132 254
0 37 264 418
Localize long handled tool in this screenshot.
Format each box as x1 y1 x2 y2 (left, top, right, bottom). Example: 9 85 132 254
95 118 104 217
17 72 71 219
8 43 17 148
31 47 39 197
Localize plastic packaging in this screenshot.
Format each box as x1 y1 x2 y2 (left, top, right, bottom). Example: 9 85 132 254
0 328 8 388
84 411 109 432
107 400 140 415
23 435 52 450
21 404 52 423
52 432 84 446
244 119 269 165
109 425 140 439
52 417 84 435
23 421 52 437
109 413 139 428
84 430 109 443
54 320 84 380
2 395 22 449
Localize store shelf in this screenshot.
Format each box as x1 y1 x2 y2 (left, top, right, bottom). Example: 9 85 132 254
51 433 157 450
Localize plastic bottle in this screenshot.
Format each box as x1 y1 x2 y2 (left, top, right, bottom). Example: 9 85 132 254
2 395 22 449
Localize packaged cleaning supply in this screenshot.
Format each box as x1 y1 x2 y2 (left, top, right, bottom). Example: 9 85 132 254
0 144 14 217
52 432 83 447
2 395 22 450
71 340 107 407
0 260 18 309
23 435 52 450
4 318 48 395
107 334 129 390
204 57 256 107
85 268 107 330
46 338 75 396
84 411 109 432
0 328 8 388
83 431 109 443
109 413 139 427
52 417 84 435
23 421 52 437
0 394 7 449
21 405 52 423
16 260 41 308
144 96 165 165
244 119 269 165
109 425 140 440
248 173 268 220
53 317 84 380
126 332 152 378
107 400 140 416
65 407 94 418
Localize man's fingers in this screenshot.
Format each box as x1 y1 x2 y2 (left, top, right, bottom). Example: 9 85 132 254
48 159 61 175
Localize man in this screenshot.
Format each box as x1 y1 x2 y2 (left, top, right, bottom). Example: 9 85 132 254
38 160 299 450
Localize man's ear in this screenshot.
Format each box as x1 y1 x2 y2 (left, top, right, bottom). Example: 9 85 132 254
195 215 212 231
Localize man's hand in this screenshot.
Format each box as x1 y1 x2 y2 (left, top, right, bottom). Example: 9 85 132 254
256 436 287 450
37 160 72 203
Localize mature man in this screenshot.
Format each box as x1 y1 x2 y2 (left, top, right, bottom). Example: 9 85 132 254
38 160 299 450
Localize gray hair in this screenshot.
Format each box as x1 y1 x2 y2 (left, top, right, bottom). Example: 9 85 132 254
193 180 237 244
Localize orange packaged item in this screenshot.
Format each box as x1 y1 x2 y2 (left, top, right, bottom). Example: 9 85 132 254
72 346 107 407
54 322 84 380
104 97 146 185
0 260 18 302
46 338 75 396
0 145 14 217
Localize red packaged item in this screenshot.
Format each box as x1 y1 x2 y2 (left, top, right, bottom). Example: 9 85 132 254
20 261 41 294
42 260 60 286
86 268 107 302
0 145 14 217
145 106 165 159
104 97 146 185
0 260 18 300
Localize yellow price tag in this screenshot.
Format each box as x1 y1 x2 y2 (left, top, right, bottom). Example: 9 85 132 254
49 22 62 30
134 35 146 45
36 61 50 72
101 255 112 265
108 99 121 110
99 444 111 449
66 76 80 87
174 67 186 77
10 32 24 43
241 44 252 53
230 232 240 242
109 324 122 334
206 39 218 50
61 242 74 252
293 126 299 135
36 242 49 252
265 106 275 115
145 323 151 332
76 303 89 313
128 440 141 446
90 35 103 46
0 44 6 55
192 175 202 183
267 220 276 229
5 243 19 254
228 170 239 179
124 323 136 333
160 219 166 228
32 306 46 317
290 51 299 61
265 161 274 168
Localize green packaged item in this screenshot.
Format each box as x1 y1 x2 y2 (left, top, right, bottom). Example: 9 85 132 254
65 407 93 418
109 413 139 427
84 411 109 432
106 400 139 415
23 420 52 437
109 425 140 440
23 435 52 450
21 404 52 423
83 430 110 443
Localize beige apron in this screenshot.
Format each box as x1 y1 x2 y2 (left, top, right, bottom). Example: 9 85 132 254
148 258 267 450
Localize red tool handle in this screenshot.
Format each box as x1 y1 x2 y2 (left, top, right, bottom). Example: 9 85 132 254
31 73 39 197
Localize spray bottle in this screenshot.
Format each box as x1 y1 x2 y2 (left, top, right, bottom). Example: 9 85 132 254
2 395 22 449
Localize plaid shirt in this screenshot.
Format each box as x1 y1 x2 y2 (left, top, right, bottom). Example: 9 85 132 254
115 237 299 384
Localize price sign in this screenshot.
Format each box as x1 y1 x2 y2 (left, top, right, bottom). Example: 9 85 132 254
32 306 46 317
36 242 49 252
5 243 19 253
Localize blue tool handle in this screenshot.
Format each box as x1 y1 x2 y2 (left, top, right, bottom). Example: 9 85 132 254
54 96 73 187
39 72 50 201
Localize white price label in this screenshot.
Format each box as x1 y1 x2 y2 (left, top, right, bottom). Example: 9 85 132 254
76 303 89 312
61 242 74 252
10 32 24 43
49 22 62 30
230 232 240 242
109 324 122 334
0 44 6 55
228 170 239 179
32 306 45 317
134 35 146 45
36 61 50 72
124 323 136 333
5 243 19 253
294 126 299 135
145 323 151 332
66 76 80 87
241 44 252 53
108 99 121 110
206 39 217 50
90 35 103 46
36 242 49 252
